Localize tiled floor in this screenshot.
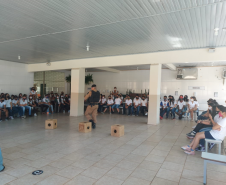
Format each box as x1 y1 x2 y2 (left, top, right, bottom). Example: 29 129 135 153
0 113 226 185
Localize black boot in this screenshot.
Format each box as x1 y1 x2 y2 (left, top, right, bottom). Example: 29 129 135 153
89 120 96 129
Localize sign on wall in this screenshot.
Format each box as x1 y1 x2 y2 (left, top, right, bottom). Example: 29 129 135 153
188 86 205 90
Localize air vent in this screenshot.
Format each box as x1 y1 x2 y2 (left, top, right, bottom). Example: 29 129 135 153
176 68 198 80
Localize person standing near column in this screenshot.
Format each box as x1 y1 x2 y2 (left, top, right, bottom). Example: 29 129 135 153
0 148 5 172
84 84 100 129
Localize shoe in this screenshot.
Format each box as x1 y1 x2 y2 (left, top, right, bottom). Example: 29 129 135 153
21 116 26 119
145 113 148 116
186 131 193 136
182 115 185 118
209 143 215 150
184 150 195 155
5 118 9 121
101 112 105 114
181 145 191 151
10 116 14 120
187 132 196 138
195 146 205 152
34 113 37 116
68 110 70 113
192 125 196 129
160 116 163 120
0 165 5 172
92 122 96 129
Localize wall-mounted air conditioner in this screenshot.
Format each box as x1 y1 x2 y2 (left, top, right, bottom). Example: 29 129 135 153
176 68 198 80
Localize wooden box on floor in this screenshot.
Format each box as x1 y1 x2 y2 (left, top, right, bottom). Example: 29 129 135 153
79 122 92 133
111 124 124 137
45 119 57 129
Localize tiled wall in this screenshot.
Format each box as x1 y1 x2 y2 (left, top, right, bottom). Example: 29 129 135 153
0 60 34 95
85 67 226 110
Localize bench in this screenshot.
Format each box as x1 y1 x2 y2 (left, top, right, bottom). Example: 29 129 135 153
202 152 226 185
205 138 223 155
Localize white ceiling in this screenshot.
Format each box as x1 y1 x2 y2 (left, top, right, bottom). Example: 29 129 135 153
0 0 226 64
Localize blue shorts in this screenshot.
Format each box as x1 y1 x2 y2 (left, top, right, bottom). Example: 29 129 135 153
112 104 120 109
205 131 215 140
106 105 112 108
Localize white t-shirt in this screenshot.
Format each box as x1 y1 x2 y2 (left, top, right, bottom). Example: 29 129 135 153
30 91 37 95
177 101 186 109
210 117 226 140
141 99 147 106
120 97 124 101
170 101 177 108
195 101 199 107
101 98 106 104
160 100 168 108
133 99 141 106
0 101 6 108
56 98 60 104
20 99 27 105
107 99 114 105
115 98 121 105
5 99 11 107
125 99 132 106
12 100 19 107
28 99 34 105
43 98 50 103
214 114 223 123
188 101 198 109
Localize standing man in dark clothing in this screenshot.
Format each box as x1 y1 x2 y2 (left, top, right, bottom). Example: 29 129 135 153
84 84 100 129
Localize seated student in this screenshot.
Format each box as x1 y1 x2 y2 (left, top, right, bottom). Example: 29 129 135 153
197 99 216 121
5 93 14 120
123 94 129 114
167 96 177 120
18 93 23 101
59 94 65 112
103 96 114 114
64 94 70 113
140 95 147 116
19 95 32 117
0 97 9 122
183 95 189 118
42 94 53 114
98 95 106 113
30 87 37 100
0 148 5 172
188 96 198 121
50 94 56 110
160 96 169 119
12 96 23 118
55 95 60 112
28 95 37 116
186 103 219 138
176 96 186 120
181 105 226 155
125 96 132 115
131 94 141 116
112 95 122 114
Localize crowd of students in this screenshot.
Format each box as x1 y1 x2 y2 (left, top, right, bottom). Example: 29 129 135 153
0 88 70 122
181 98 226 154
160 95 199 121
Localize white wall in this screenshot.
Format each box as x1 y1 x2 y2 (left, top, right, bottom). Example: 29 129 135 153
85 67 226 110
0 60 34 95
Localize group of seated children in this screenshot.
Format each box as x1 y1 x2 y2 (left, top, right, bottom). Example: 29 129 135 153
160 95 199 121
0 88 70 122
181 98 226 154
99 93 148 116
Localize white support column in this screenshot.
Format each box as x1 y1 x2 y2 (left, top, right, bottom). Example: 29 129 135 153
70 68 85 117
147 64 162 125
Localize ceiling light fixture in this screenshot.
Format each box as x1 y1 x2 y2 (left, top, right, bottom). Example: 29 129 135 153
86 43 89 51
18 55 20 60
214 28 219 36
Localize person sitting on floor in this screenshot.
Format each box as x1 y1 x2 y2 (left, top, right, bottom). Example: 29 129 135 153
175 96 186 120
0 97 9 122
0 148 5 172
167 96 177 120
112 95 122 114
103 96 114 114
181 105 226 155
132 94 141 116
160 96 169 119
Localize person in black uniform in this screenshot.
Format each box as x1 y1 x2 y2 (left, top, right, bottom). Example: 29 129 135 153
84 84 100 129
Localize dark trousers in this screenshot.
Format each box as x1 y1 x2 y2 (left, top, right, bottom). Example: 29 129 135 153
12 107 23 116
59 104 65 112
65 104 70 112
193 123 212 133
98 104 105 113
29 106 37 115
160 108 167 117
6 107 13 117
140 106 147 116
39 104 49 113
124 106 131 115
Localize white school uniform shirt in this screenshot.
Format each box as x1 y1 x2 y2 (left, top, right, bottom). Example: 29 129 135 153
141 99 147 106
20 99 27 105
114 98 121 105
195 101 199 107
126 99 132 106
101 98 106 104
177 100 186 109
42 98 49 103
214 114 222 123
210 117 226 140
120 97 123 101
28 99 34 105
30 91 36 95
170 101 177 108
12 100 19 107
188 101 198 109
0 101 6 108
5 99 11 107
107 99 114 105
133 99 141 106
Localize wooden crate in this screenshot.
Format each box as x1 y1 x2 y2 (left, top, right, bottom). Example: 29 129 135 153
45 119 57 129
79 122 92 133
111 124 124 137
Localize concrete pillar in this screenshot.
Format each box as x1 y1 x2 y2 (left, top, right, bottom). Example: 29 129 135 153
147 64 162 125
70 68 85 117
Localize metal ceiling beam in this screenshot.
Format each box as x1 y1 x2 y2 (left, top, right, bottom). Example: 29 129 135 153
95 67 120 73
163 64 176 71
